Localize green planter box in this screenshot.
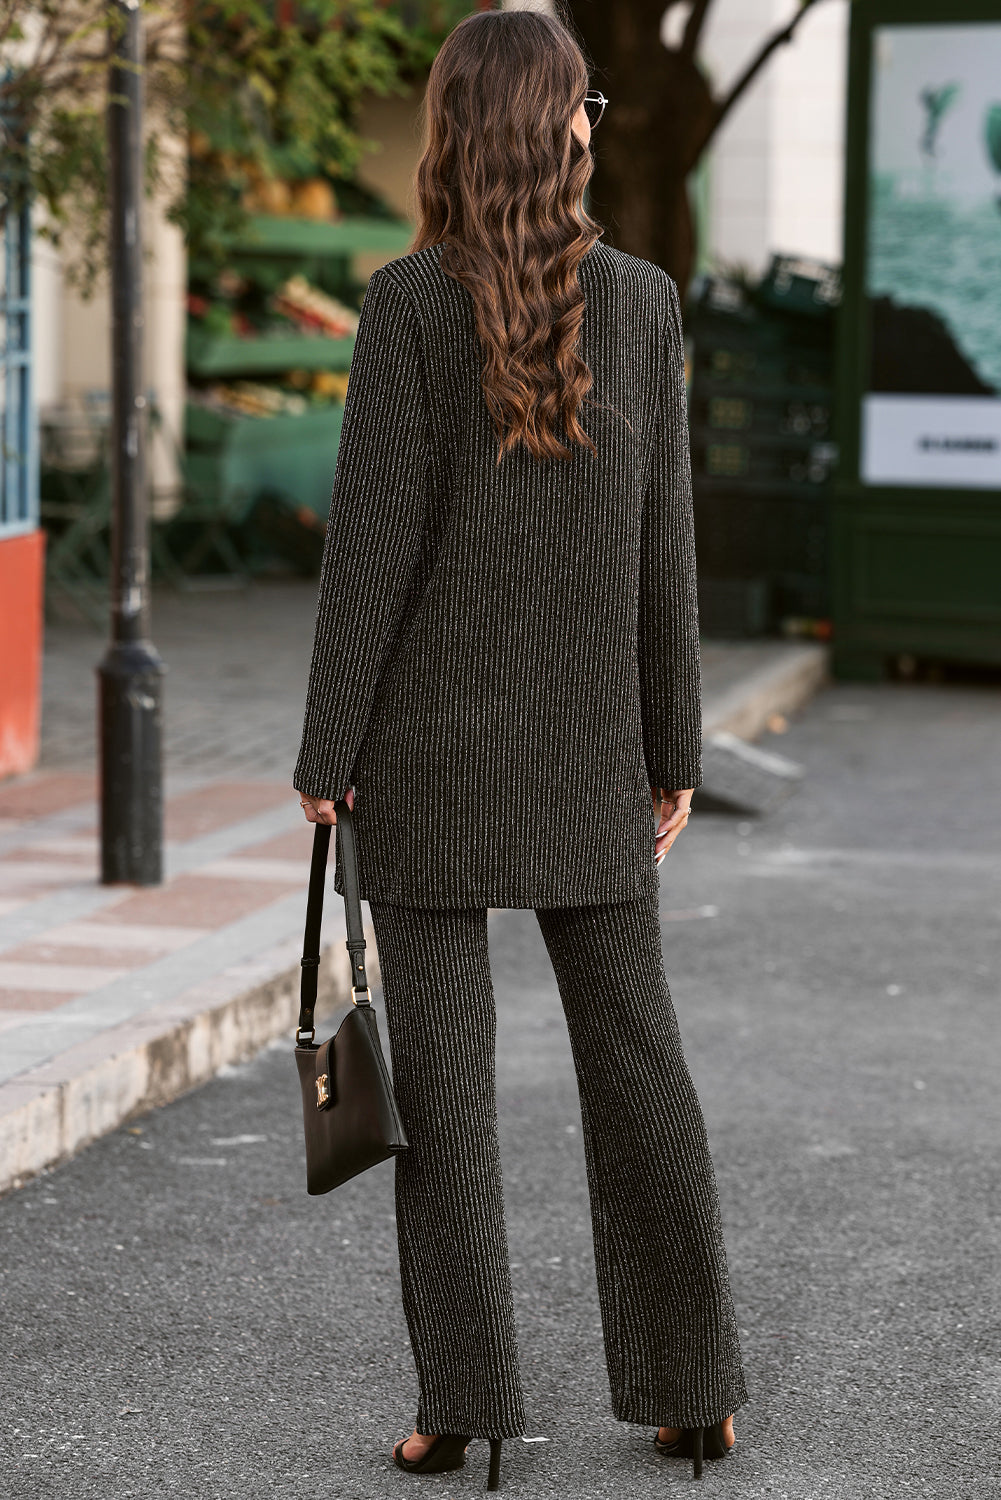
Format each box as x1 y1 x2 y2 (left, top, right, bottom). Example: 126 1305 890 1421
832 490 1001 675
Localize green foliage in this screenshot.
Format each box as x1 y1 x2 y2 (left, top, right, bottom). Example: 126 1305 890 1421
0 0 478 291
177 2 435 266
0 3 117 292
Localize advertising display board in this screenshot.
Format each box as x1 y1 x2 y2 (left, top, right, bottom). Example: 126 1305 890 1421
834 0 1001 677
862 23 1001 489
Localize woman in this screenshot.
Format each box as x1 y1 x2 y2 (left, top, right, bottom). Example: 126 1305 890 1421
293 8 748 1489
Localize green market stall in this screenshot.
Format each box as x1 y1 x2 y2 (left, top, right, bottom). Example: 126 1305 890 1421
183 213 414 570
687 256 839 639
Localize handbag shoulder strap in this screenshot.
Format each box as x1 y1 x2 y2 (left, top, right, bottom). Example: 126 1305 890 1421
296 800 370 1046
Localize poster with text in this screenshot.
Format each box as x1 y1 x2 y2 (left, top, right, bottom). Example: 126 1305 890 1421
863 22 1001 489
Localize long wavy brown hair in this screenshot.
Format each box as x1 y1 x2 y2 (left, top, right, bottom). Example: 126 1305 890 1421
410 7 606 464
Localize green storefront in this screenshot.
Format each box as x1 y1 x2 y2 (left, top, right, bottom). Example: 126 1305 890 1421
833 0 1001 677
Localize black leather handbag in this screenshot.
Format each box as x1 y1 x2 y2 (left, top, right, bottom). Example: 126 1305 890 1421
294 801 408 1195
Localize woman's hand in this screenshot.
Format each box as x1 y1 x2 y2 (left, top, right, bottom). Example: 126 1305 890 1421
652 786 693 866
296 787 355 826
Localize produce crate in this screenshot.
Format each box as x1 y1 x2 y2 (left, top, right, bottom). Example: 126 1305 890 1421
689 387 832 439
694 343 832 391
756 254 842 319
693 492 825 570
697 577 771 637
686 262 837 635
692 486 831 631
771 570 830 622
689 432 837 490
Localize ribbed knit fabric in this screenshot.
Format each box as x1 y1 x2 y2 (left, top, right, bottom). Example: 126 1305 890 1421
293 238 702 908
370 893 748 1438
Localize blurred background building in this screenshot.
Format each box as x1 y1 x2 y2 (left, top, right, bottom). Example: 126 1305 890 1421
29 0 851 442
3 0 999 783
17 0 850 609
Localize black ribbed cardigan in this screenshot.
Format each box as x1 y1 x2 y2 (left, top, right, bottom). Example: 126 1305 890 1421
293 238 702 908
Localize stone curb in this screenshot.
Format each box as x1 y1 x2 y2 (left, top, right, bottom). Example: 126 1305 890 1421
0 927 380 1197
703 642 828 740
0 643 827 1195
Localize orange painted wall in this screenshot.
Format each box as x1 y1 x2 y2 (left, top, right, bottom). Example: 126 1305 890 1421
0 529 46 779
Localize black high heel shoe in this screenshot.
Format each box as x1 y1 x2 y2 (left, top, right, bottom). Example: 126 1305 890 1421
654 1421 731 1479
393 1432 504 1490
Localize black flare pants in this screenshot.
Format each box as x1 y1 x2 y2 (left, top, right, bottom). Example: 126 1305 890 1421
368 891 749 1440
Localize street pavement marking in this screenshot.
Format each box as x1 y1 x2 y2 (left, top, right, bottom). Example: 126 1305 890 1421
754 846 1001 874
0 1009 39 1033
0 887 133 955
164 801 303 876
0 771 213 861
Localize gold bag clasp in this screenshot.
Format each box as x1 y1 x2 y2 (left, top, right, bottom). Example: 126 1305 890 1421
315 1072 330 1107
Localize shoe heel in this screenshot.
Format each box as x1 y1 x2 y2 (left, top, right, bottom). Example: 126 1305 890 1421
487 1437 502 1490
692 1425 704 1480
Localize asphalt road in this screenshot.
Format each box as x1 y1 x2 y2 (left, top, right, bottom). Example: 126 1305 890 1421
2 679 999 1500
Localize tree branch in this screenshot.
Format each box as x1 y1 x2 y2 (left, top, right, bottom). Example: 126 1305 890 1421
706 0 825 146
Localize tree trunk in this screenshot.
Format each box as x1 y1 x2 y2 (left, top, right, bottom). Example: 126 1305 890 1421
570 2 716 298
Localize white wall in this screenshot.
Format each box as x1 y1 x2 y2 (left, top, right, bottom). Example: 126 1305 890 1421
31 6 187 505
30 233 62 410
768 0 849 264
32 173 186 504
699 0 850 272
692 0 779 273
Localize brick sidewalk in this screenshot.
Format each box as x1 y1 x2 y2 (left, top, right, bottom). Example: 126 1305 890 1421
0 770 353 1192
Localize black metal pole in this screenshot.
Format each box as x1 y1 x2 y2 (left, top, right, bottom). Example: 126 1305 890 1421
98 0 164 885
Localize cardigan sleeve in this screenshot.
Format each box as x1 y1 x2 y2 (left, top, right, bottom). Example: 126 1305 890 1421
293 268 431 802
637 275 703 791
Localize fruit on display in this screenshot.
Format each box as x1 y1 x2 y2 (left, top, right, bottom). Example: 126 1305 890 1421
308 370 350 401
188 271 359 342
272 275 359 337
189 367 351 420
243 175 294 216
239 164 340 222
192 381 309 418
289 178 339 221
